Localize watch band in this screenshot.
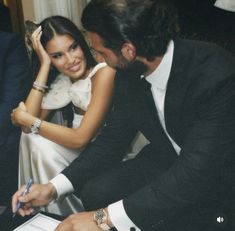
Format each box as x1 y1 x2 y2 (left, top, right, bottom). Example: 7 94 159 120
99 222 111 231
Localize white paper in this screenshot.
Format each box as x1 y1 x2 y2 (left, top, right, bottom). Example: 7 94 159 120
13 213 61 231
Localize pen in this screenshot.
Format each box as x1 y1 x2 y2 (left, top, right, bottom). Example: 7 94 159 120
12 178 33 218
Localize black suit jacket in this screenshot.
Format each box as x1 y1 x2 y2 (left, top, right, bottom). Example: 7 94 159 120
0 31 30 148
63 38 235 230
0 31 31 199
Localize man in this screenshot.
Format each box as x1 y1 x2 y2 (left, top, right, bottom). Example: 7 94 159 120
0 31 31 203
12 0 235 230
0 2 12 32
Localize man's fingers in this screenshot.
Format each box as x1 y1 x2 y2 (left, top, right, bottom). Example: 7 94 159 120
12 186 26 212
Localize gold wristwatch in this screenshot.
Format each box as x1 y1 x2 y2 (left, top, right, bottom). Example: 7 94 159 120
94 209 111 230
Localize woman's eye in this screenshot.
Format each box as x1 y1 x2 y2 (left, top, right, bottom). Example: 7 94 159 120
71 43 79 51
52 53 62 59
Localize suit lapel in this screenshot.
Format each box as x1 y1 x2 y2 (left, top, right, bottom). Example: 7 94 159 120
136 78 168 142
164 39 192 146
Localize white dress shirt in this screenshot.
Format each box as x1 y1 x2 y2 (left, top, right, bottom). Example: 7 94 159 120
50 40 181 231
214 0 235 12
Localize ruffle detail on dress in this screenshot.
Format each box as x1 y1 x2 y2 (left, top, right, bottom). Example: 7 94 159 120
41 62 107 110
42 74 71 109
69 78 92 111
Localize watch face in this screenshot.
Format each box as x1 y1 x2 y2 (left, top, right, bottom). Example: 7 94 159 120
94 209 110 230
31 125 38 134
31 122 39 133
95 209 104 221
31 119 41 134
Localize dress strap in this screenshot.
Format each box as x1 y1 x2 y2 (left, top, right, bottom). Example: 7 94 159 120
87 62 107 79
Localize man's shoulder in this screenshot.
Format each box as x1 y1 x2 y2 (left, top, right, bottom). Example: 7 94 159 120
0 31 20 40
174 37 234 62
171 38 235 97
173 38 235 78
0 31 21 49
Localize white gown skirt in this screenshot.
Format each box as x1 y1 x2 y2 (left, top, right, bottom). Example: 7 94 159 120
18 114 84 216
19 113 150 216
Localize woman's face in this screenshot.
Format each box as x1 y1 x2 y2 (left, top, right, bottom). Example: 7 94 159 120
46 34 88 81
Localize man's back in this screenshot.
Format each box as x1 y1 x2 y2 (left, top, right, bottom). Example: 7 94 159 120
0 31 31 203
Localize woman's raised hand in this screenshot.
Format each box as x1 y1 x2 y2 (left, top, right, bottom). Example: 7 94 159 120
31 26 51 67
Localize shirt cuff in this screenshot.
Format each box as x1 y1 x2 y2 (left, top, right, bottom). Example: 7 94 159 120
50 173 74 198
214 0 235 12
108 200 140 231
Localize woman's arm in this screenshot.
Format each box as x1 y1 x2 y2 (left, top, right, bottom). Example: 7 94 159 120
11 27 53 132
13 66 116 148
25 26 52 119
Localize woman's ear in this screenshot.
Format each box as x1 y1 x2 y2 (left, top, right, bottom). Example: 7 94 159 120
121 43 136 61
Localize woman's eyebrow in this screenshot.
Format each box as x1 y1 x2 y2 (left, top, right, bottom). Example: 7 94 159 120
48 51 62 56
69 41 78 49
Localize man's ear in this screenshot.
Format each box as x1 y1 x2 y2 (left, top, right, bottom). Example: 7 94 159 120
121 43 136 61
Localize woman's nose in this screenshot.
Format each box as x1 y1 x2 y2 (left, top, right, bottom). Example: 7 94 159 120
66 53 76 64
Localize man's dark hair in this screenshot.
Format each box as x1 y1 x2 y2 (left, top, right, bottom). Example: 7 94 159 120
82 0 179 60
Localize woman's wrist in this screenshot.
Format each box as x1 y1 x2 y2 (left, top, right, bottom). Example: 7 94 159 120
37 63 51 80
40 61 51 69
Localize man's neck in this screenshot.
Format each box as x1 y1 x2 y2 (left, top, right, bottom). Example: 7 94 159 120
136 56 163 77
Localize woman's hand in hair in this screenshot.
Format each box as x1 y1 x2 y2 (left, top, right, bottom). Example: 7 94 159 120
31 26 51 67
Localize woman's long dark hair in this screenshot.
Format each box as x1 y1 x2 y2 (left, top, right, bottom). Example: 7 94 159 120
33 16 97 127
40 15 96 70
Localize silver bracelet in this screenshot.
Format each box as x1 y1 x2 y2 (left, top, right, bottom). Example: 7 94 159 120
32 85 45 93
33 81 48 90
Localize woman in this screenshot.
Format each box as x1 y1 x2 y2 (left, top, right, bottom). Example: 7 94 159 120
11 16 115 216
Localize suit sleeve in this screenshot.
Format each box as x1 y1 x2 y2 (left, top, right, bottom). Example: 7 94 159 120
62 76 138 193
123 74 235 229
0 34 31 146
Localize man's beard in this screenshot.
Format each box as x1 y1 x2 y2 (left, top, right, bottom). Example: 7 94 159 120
116 56 148 80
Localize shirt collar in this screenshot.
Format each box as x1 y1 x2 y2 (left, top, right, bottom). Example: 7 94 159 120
145 40 174 90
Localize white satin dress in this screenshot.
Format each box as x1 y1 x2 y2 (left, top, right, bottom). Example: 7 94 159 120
19 62 107 216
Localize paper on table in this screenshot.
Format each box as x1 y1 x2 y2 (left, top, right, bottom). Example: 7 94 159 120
13 213 61 231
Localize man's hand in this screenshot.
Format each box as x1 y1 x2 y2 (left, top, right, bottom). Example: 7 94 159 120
12 183 57 217
55 211 101 231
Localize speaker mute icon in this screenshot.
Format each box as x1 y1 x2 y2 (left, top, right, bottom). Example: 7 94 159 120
216 216 224 223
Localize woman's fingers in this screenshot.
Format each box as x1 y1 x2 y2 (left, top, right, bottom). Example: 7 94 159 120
31 26 51 66
32 26 42 50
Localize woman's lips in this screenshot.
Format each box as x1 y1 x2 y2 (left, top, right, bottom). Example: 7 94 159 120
68 63 81 72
